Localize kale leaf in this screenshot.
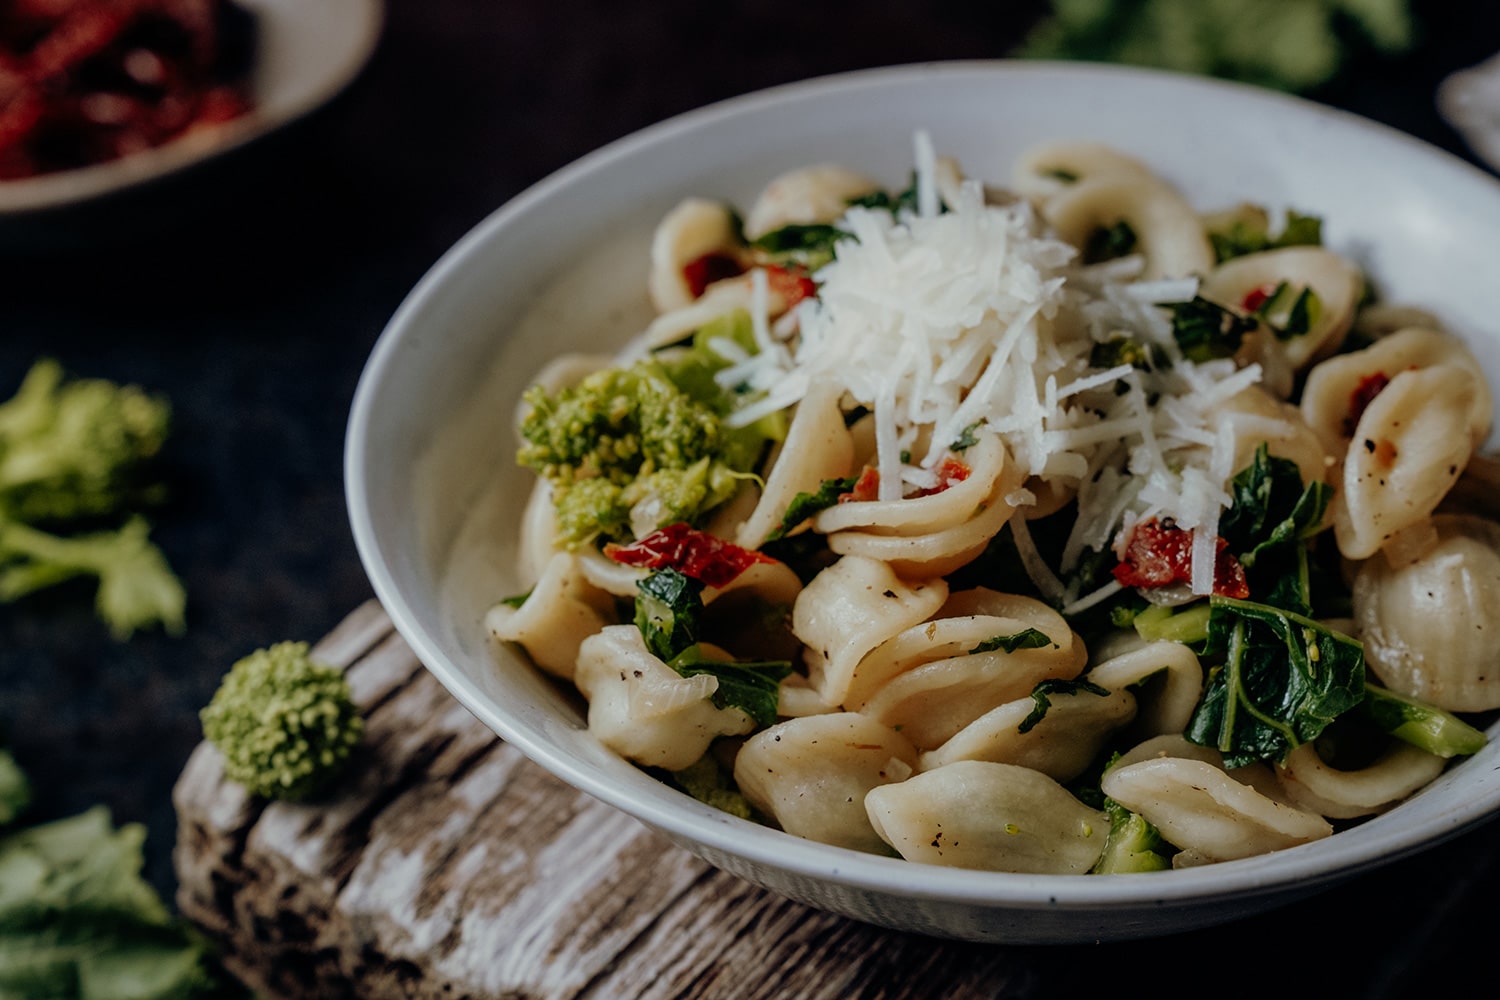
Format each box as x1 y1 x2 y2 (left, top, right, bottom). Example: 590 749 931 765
969 628 1055 654
634 568 704 661
765 476 857 542
667 647 792 728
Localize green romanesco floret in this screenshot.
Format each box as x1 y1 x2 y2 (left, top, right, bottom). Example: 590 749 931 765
0 358 171 524
518 361 754 546
199 641 364 801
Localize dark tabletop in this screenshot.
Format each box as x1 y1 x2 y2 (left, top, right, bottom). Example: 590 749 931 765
3 1 1500 997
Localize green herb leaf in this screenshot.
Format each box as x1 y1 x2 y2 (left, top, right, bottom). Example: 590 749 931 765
1164 296 1259 361
1187 596 1365 767
969 628 1055 654
667 646 792 727
765 476 857 542
1083 219 1138 264
634 568 705 661
1018 677 1111 734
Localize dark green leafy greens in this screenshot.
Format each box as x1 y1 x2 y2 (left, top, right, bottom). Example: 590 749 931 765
1017 677 1110 734
969 628 1055 655
766 476 857 543
0 749 238 999
1163 296 1259 362
1210 208 1324 263
1083 219 1139 264
634 569 791 727
1186 597 1365 767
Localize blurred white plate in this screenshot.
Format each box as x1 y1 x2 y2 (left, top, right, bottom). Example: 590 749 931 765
1439 49 1500 171
0 0 383 216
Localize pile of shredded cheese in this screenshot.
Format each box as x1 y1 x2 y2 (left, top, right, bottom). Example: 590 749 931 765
720 133 1263 609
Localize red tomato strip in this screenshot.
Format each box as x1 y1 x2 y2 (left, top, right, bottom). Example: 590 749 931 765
605 523 775 589
1112 518 1249 599
1343 371 1390 437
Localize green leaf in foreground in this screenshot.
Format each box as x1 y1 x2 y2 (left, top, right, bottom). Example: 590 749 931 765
765 476 857 542
1187 596 1365 767
0 751 27 829
969 628 1055 655
0 805 231 999
634 568 704 661
1017 677 1111 734
667 645 792 728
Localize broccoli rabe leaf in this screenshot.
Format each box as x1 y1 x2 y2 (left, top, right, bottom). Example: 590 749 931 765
667 645 791 728
969 628 1055 655
1163 296 1260 362
0 805 231 999
634 568 704 661
1209 208 1324 263
765 476 857 542
0 516 185 640
0 750 28 829
1017 677 1111 734
748 223 845 271
1187 596 1364 767
1219 443 1332 568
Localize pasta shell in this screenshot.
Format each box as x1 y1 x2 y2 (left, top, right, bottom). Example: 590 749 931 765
917 685 1136 781
485 551 614 681
743 163 881 240
736 378 855 550
1199 246 1362 371
865 760 1108 874
648 197 743 313
1275 742 1446 820
1333 365 1477 560
790 554 949 707
1101 757 1333 863
1084 640 1204 740
1011 140 1156 205
1353 513 1500 711
575 625 755 770
1041 174 1215 280
1299 326 1491 458
733 712 917 854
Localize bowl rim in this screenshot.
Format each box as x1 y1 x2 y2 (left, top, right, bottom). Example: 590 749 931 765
0 0 385 216
346 58 1500 913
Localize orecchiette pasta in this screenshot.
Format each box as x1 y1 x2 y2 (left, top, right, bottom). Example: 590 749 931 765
495 136 1494 876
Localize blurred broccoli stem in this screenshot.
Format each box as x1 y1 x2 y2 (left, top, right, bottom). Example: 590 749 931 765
0 359 184 640
1019 0 1414 93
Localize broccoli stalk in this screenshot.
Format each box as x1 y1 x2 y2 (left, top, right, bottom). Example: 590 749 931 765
0 359 184 639
0 517 186 641
199 642 364 801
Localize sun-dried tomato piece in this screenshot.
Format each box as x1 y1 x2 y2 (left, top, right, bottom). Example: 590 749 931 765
1112 517 1249 599
914 456 970 497
839 466 881 503
1343 371 1390 437
765 264 817 308
682 252 744 299
604 522 776 589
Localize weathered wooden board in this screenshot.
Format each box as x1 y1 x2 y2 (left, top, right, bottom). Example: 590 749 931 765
172 601 1039 1000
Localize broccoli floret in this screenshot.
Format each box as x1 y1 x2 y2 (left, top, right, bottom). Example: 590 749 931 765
518 361 763 546
0 359 170 524
0 516 186 641
0 360 185 640
199 642 364 801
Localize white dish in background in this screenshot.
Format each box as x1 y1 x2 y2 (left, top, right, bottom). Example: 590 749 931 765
0 0 383 216
345 60 1500 944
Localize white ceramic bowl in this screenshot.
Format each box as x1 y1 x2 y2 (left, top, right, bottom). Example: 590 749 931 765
0 0 383 216
345 60 1500 944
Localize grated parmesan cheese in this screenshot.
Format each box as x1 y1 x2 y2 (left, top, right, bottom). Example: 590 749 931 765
716 131 1267 597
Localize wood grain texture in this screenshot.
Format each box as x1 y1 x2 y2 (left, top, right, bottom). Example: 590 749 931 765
172 600 1035 1000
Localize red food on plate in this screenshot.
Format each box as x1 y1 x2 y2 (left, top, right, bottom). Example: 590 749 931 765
0 0 256 179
